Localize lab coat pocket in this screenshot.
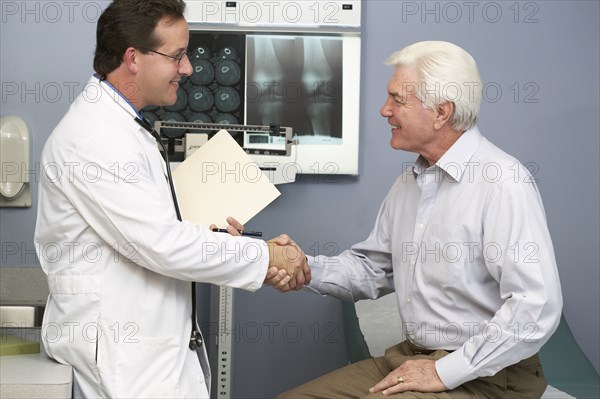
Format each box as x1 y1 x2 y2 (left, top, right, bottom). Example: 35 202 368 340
42 292 101 374
421 224 469 287
114 336 180 397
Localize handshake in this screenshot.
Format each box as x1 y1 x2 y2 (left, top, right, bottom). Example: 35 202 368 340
264 234 311 292
213 217 310 292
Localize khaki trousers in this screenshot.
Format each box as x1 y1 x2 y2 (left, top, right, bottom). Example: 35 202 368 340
277 341 547 399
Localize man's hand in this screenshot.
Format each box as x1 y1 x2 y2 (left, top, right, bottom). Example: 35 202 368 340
211 218 310 292
264 234 311 292
369 359 447 396
209 216 245 236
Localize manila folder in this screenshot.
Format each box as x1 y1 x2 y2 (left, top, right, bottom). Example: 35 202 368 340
172 130 281 227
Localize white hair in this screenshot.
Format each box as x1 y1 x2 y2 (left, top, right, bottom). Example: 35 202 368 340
385 41 482 131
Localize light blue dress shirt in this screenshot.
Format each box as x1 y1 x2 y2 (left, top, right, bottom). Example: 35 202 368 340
307 126 563 389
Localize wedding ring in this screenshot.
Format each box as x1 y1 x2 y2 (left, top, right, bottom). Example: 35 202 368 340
397 376 404 384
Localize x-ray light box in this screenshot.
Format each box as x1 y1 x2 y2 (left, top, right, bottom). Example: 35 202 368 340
143 1 361 178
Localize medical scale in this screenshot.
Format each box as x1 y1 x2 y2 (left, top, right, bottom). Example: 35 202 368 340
149 1 362 396
154 120 295 398
154 120 298 186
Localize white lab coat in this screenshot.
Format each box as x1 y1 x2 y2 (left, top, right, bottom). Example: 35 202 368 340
34 76 269 398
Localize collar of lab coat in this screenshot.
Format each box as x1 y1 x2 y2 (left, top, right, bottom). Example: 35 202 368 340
83 76 155 142
93 74 145 120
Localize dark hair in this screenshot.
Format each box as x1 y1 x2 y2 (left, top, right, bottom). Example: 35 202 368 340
93 0 186 78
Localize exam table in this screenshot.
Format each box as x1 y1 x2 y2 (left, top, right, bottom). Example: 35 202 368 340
342 295 599 398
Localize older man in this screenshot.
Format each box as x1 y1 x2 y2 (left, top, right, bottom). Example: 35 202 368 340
276 41 562 398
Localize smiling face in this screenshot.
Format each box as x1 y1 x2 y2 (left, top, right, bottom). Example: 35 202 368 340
380 66 439 156
135 16 192 109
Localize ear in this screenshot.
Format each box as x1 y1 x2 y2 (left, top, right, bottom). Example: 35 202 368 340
123 47 139 74
433 101 454 130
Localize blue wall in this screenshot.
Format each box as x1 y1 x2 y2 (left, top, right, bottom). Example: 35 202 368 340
1 1 598 398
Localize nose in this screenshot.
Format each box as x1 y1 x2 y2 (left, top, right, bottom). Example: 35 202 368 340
179 54 193 77
380 97 392 118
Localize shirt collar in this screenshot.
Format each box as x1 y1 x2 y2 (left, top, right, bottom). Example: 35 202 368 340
412 126 483 182
436 126 483 182
412 155 430 176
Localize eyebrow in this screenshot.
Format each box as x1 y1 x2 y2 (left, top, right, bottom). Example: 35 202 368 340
159 46 187 56
389 91 406 101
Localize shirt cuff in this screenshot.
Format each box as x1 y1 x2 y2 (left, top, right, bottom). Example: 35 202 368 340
306 255 326 294
303 255 355 300
435 351 477 390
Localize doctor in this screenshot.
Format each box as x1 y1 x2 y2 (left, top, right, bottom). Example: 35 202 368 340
34 0 308 397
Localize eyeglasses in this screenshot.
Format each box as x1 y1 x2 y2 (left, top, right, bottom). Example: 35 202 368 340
139 48 188 66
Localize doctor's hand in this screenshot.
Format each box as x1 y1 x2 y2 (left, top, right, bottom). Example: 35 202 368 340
269 234 311 290
264 235 310 292
209 216 245 236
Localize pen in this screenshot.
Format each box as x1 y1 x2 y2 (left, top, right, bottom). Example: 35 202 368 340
212 228 263 238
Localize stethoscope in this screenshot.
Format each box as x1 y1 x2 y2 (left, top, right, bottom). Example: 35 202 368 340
134 116 203 351
97 77 203 350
